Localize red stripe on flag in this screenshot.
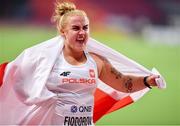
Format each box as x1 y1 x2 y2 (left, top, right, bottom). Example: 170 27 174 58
93 88 117 122
0 62 8 87
106 96 133 114
93 88 133 123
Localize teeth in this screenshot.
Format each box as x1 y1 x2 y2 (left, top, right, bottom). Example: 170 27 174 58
77 39 84 41
77 37 85 41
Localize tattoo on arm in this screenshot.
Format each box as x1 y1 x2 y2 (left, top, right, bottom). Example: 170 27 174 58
111 67 122 79
124 78 133 92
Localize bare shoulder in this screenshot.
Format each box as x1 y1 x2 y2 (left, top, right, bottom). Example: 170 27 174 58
89 52 106 76
89 52 102 62
89 52 111 65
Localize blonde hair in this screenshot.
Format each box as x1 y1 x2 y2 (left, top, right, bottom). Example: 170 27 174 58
52 1 88 30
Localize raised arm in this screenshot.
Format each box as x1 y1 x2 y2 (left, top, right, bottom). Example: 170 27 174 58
91 53 158 93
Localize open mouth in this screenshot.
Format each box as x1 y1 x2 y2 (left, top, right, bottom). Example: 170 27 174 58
76 38 86 44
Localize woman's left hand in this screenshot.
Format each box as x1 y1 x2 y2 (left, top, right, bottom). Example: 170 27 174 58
146 75 160 87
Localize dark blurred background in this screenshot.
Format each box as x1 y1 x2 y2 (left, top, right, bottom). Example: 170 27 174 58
1 0 180 44
1 0 180 24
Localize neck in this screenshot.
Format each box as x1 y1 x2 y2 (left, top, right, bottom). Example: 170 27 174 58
63 45 85 61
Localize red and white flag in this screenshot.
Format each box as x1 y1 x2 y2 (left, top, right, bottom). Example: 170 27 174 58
0 36 166 124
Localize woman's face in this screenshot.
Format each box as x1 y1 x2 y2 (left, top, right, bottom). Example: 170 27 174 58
61 15 89 52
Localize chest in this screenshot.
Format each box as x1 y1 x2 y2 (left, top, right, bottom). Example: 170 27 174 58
47 53 98 86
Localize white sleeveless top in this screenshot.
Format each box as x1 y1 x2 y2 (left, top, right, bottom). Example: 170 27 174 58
46 51 98 126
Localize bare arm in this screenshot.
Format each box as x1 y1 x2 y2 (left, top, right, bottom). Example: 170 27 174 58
100 59 147 93
91 53 158 93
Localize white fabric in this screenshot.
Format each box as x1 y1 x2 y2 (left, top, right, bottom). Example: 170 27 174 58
46 51 98 125
0 35 166 125
86 38 166 101
152 68 166 89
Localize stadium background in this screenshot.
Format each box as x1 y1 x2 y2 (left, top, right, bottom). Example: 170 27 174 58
0 0 180 125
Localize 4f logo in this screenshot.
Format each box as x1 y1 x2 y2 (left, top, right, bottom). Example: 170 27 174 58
60 71 71 76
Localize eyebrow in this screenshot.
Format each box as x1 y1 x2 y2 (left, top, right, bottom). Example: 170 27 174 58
71 24 89 27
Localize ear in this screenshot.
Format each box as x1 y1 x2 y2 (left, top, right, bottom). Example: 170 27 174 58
60 28 64 35
60 28 66 38
57 24 65 36
57 26 65 37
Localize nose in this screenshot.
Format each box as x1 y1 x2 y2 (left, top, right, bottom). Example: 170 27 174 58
78 29 85 35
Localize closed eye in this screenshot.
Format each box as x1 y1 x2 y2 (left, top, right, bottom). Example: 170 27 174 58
71 25 89 31
72 26 80 31
83 25 88 31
